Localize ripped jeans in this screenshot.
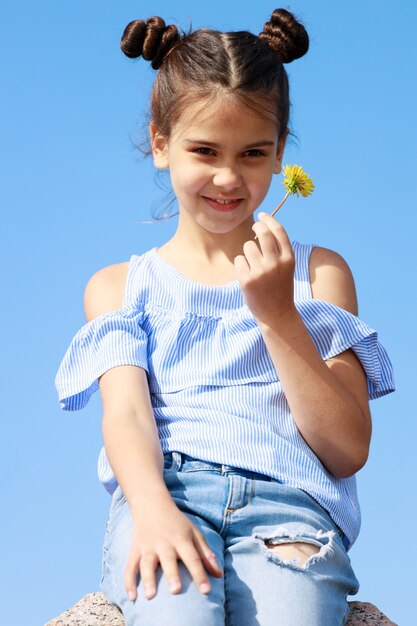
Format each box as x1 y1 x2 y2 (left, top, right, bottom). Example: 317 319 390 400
100 452 359 626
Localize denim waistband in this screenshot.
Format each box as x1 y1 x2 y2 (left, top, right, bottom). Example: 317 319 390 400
163 451 350 550
163 451 278 482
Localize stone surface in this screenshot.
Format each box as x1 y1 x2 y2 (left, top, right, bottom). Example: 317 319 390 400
45 592 397 625
346 602 397 625
45 593 123 626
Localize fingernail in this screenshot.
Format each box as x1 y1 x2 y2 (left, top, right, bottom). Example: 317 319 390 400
258 211 266 217
144 586 155 599
169 580 180 593
127 590 136 601
200 582 210 594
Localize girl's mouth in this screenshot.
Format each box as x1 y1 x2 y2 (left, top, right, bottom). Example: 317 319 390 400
203 196 243 212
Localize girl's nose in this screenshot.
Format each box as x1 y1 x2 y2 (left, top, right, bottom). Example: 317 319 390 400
212 166 242 190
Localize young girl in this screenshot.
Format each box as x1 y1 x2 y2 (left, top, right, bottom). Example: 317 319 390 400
56 9 394 625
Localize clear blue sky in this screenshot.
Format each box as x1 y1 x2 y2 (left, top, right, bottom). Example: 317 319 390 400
1 1 416 624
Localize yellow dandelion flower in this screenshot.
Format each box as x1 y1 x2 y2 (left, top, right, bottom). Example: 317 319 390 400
282 164 315 198
268 164 315 219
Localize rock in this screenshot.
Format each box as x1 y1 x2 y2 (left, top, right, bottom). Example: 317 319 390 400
45 593 123 626
45 592 397 625
346 602 397 625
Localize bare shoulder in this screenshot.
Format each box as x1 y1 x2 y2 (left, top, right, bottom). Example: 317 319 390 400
309 246 358 315
84 262 130 321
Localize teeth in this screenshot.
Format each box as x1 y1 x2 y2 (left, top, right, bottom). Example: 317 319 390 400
215 199 236 204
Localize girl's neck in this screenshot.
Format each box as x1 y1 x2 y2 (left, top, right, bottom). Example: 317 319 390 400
168 213 254 259
156 214 255 286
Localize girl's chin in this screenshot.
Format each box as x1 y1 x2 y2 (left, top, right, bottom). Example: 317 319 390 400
196 215 256 237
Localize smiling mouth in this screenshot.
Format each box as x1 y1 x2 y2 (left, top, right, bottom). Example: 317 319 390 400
203 196 243 211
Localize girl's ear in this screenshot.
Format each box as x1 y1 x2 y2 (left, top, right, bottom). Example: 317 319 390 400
150 121 169 169
273 129 288 174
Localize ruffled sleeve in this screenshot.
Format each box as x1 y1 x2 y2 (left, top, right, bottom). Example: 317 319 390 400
295 299 395 400
55 306 148 411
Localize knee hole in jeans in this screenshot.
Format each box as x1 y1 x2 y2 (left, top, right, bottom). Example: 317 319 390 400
265 541 320 567
255 527 336 571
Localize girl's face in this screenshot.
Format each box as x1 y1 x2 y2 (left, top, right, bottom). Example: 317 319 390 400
151 96 286 237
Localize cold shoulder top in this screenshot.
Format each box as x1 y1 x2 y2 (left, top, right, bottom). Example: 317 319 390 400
55 242 395 548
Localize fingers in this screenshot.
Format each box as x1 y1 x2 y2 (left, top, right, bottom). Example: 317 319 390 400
252 212 293 259
164 530 222 596
140 551 169 600
234 253 250 278
242 239 263 269
192 527 223 579
252 220 280 258
176 542 213 595
158 549 182 595
125 531 222 602
236 215 292 278
125 551 142 601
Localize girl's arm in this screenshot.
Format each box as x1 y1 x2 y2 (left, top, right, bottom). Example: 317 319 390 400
84 266 222 601
235 214 372 479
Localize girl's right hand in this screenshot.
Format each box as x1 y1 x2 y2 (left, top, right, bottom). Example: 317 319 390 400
125 499 223 601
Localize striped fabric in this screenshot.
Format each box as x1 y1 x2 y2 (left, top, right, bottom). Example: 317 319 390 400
55 242 395 548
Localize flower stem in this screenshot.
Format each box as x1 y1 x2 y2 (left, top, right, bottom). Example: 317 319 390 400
254 191 291 241
270 191 290 218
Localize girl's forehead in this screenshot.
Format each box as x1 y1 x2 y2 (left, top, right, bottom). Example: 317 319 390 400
170 96 279 141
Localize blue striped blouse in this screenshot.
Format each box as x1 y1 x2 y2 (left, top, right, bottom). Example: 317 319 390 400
55 242 394 548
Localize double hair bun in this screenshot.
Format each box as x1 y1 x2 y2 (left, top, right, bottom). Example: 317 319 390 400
259 8 309 63
121 16 181 69
121 9 308 69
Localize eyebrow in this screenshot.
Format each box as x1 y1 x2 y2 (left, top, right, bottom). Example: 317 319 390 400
184 139 275 149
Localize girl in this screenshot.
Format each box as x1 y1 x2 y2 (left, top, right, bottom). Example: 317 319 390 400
55 9 394 626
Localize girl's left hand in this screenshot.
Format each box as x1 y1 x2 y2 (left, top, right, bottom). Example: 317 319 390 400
234 212 296 328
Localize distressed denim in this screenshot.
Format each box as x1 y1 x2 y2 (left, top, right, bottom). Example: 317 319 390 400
100 452 359 625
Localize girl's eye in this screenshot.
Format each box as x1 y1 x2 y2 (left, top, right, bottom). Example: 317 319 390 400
244 149 265 157
191 147 266 158
193 147 216 156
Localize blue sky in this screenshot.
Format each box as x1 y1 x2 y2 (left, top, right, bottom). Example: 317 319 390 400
1 1 416 624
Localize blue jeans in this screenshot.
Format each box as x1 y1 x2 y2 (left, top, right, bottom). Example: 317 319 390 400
100 452 359 625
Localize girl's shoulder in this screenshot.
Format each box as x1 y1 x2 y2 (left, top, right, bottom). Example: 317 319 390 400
308 246 358 315
82 249 154 321
84 261 130 322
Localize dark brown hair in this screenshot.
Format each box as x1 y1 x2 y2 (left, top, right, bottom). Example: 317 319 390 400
121 9 309 141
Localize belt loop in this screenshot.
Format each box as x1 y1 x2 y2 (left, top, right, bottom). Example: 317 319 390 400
171 451 182 471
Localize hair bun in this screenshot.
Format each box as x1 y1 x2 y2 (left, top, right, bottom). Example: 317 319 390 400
121 16 180 69
259 8 309 63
